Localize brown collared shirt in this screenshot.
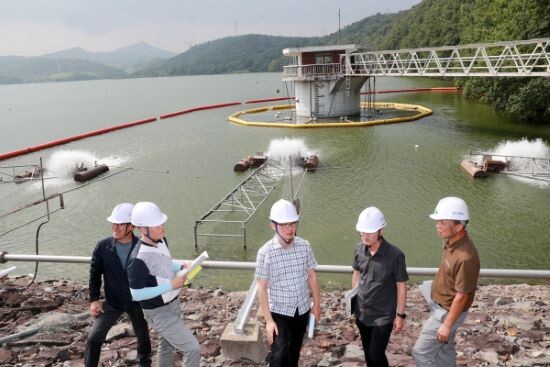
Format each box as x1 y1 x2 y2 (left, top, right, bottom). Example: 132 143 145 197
431 232 480 311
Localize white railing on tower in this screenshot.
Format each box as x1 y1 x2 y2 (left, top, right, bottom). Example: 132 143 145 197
283 63 343 80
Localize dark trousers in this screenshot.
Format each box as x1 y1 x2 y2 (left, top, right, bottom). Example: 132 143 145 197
84 303 151 367
355 319 393 367
269 309 310 367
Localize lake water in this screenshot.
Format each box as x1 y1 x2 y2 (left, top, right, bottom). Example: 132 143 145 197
1 73 549 290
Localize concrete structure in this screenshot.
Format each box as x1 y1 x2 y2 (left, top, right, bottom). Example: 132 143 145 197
220 321 266 364
282 45 368 118
281 38 550 119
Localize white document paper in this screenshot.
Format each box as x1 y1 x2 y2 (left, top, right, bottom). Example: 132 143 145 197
307 313 315 338
177 251 209 278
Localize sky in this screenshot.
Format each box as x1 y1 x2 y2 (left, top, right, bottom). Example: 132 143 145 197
0 0 421 56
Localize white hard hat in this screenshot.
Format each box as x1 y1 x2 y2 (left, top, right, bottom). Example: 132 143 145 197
106 202 134 224
131 202 167 227
269 199 299 223
356 206 386 233
429 197 469 221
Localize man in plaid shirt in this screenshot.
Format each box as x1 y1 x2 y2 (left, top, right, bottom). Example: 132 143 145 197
255 199 321 367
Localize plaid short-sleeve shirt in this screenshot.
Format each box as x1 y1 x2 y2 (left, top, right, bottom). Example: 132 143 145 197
255 235 318 317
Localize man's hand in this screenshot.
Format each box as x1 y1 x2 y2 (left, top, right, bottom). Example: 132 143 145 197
393 315 404 333
171 273 187 289
265 320 279 345
90 300 103 317
311 302 321 322
437 323 451 343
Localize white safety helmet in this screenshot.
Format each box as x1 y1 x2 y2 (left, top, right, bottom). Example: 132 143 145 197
131 202 167 227
356 206 386 233
429 197 469 221
269 199 299 223
106 202 134 224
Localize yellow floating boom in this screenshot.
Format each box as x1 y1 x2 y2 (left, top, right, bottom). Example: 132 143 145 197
228 102 432 128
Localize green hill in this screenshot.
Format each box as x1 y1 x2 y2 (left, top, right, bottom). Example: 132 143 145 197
356 0 550 122
134 35 324 77
138 0 548 121
0 56 128 84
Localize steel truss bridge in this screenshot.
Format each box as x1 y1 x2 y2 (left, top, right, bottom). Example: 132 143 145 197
284 38 550 79
345 38 550 77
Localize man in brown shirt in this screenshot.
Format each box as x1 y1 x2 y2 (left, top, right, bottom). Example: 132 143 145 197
412 197 480 367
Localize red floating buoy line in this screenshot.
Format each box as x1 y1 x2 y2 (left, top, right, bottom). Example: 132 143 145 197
0 117 156 161
159 102 242 119
0 88 457 161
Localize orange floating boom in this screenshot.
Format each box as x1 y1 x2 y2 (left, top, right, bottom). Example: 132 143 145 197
0 117 157 161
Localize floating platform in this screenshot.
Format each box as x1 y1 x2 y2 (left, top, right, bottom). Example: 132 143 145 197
460 159 488 178
233 154 319 172
302 154 319 171
74 165 109 182
464 152 550 183
13 166 45 184
461 158 509 179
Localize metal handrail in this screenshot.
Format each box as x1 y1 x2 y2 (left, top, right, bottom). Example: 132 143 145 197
283 63 343 80
1 253 549 279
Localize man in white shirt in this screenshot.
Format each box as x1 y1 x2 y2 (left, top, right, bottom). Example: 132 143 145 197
255 199 321 367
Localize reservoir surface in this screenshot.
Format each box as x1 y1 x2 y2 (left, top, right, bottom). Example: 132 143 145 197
1 73 549 289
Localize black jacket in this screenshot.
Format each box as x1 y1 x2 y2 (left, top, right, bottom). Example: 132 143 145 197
89 234 139 311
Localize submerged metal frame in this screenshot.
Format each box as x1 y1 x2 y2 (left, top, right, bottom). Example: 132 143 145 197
193 159 288 249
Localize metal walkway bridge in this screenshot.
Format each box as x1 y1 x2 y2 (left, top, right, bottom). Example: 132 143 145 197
344 38 550 77
284 38 550 79
193 159 288 249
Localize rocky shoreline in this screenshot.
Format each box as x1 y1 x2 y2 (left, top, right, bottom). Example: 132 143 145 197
0 277 548 367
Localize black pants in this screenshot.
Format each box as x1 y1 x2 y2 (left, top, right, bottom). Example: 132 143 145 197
269 309 309 367
355 319 393 367
84 303 151 367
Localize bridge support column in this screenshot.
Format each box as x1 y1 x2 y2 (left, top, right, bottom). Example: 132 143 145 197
220 320 266 364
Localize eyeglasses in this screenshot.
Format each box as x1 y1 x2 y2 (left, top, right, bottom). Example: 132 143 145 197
278 221 298 228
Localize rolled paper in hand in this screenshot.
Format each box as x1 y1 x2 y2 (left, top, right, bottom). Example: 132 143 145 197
184 265 203 285
177 251 209 278
307 313 315 338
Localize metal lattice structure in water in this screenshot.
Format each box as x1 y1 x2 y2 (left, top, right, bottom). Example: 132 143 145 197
193 159 288 249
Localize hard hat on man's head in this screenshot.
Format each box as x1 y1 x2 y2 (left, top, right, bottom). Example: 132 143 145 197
356 206 386 233
131 202 167 227
269 199 299 223
107 202 134 224
429 196 469 221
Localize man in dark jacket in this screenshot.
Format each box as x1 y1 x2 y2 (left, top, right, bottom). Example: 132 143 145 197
84 203 151 367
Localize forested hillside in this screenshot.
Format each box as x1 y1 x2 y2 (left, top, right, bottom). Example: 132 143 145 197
358 0 550 122
143 0 548 121
0 57 128 84
134 35 322 77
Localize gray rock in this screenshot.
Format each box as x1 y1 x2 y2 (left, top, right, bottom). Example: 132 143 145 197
105 322 129 341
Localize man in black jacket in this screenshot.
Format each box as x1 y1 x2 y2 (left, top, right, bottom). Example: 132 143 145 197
84 203 152 367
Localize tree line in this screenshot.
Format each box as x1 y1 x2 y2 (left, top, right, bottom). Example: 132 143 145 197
140 0 549 122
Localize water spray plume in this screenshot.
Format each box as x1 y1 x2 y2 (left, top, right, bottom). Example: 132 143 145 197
45 150 127 178
267 138 317 162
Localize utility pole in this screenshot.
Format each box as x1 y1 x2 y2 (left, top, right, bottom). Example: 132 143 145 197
338 9 341 45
